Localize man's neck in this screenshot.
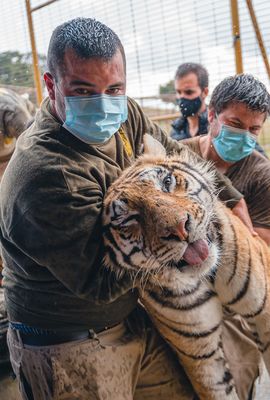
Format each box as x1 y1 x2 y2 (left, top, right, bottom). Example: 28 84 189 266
186 103 207 137
187 114 199 137
199 135 232 174
50 100 64 124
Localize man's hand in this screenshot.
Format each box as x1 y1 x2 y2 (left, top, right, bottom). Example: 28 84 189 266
232 198 258 237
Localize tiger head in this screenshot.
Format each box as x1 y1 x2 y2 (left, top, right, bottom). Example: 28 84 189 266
102 135 220 291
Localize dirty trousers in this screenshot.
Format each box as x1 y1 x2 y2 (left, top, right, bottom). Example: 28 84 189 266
8 322 194 400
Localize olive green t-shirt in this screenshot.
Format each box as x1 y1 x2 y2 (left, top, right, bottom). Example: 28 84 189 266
182 136 270 228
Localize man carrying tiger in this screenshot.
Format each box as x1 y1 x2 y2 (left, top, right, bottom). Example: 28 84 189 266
181 74 270 398
0 17 268 400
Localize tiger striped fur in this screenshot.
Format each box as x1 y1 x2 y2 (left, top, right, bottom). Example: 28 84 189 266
102 134 270 400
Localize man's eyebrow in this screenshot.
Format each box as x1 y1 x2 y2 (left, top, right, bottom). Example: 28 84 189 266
226 117 242 123
251 124 262 129
108 81 125 88
69 80 125 88
70 80 96 87
227 117 261 129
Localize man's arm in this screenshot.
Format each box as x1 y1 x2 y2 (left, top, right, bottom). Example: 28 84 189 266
231 198 257 238
5 184 133 304
246 162 270 245
254 227 270 246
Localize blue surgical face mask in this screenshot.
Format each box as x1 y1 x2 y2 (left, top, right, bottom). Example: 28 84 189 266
63 94 128 144
212 122 257 162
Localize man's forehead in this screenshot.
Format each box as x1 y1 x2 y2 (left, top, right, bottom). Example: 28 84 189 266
220 102 263 117
58 48 125 79
219 102 266 125
176 72 199 88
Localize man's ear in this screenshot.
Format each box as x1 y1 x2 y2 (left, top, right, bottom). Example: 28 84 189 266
208 107 216 124
143 134 166 157
44 72 56 101
202 87 209 99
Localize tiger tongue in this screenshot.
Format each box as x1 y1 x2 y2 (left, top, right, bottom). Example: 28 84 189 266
182 239 209 266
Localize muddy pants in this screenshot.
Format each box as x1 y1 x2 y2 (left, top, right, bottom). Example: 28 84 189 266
8 313 263 400
7 320 195 400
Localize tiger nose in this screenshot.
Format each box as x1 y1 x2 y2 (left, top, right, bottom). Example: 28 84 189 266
173 215 189 240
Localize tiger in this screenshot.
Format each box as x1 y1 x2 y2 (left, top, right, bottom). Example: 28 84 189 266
102 134 270 400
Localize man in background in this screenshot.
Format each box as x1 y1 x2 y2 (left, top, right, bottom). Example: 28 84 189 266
171 62 209 140
171 63 267 157
183 73 270 245
182 73 270 399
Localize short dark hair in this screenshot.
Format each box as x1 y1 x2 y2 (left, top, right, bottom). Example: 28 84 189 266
175 62 209 89
47 18 126 77
209 74 270 115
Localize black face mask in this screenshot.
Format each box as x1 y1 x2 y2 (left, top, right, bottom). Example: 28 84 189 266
177 96 202 118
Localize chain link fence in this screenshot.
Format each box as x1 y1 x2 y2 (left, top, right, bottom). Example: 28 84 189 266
0 0 269 152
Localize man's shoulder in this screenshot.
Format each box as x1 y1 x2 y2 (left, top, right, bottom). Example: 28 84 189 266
170 116 191 141
171 116 186 130
237 150 270 229
230 150 270 194
15 122 63 168
12 129 104 192
124 97 145 137
1 137 66 200
181 136 201 153
124 97 157 152
126 96 151 127
245 149 270 171
126 96 143 116
0 121 69 204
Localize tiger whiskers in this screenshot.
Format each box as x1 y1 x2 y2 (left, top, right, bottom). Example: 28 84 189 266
136 256 163 295
132 264 147 289
147 264 165 291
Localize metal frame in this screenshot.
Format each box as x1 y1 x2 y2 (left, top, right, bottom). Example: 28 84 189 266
25 0 59 104
25 0 269 105
230 0 270 80
246 0 270 80
230 0 243 74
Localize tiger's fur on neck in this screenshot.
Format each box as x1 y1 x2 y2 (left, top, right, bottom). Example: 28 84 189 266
102 135 270 400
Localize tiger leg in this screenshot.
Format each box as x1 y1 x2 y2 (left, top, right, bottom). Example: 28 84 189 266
247 312 270 377
171 328 239 400
222 315 262 400
144 297 239 400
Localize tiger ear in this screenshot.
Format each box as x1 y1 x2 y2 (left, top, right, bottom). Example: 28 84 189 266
143 134 166 157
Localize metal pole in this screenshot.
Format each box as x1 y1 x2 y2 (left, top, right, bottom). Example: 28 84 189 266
31 0 59 13
230 0 243 74
25 0 43 105
246 0 270 80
